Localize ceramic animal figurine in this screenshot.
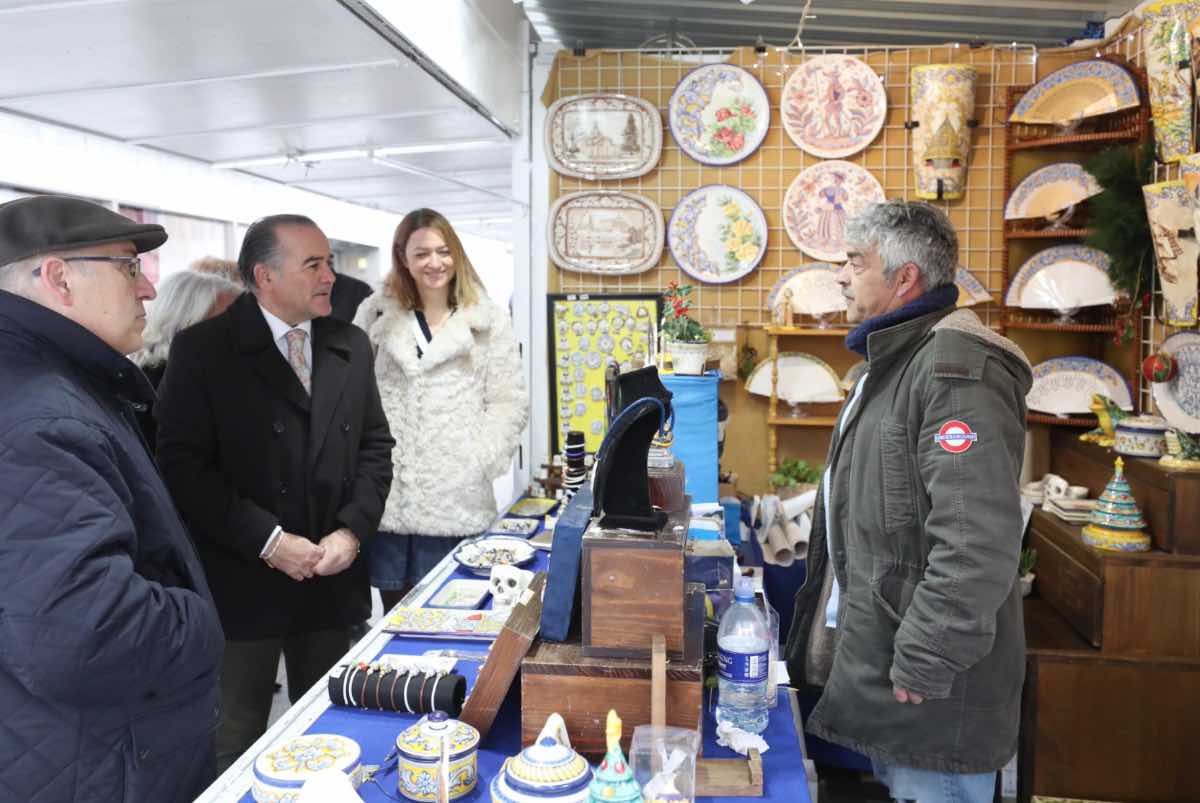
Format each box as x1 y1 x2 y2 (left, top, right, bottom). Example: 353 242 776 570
1079 393 1129 447
1161 427 1200 470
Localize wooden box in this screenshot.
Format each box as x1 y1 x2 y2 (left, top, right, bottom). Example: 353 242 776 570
1049 429 1200 554
648 459 688 514
1029 509 1200 657
582 508 688 658
521 633 703 758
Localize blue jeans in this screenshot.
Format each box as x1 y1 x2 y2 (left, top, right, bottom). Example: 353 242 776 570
873 762 995 803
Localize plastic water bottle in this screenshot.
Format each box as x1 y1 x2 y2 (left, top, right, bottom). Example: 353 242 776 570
716 577 770 733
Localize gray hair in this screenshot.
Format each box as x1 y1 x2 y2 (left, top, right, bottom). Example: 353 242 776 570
844 200 957 289
0 254 43 294
131 270 242 368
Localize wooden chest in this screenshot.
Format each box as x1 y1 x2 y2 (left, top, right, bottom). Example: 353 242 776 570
581 509 689 658
520 634 704 758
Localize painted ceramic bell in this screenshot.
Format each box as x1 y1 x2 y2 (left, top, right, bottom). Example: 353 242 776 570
588 710 642 803
491 713 593 803
1082 458 1151 552
909 64 977 201
1115 415 1169 458
251 734 369 803
396 711 480 801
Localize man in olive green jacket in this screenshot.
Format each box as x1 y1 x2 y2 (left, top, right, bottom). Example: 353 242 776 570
784 201 1032 803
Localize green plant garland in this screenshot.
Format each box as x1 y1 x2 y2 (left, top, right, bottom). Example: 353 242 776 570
1084 139 1155 303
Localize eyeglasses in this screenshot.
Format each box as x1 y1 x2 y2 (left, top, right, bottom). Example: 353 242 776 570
33 255 143 280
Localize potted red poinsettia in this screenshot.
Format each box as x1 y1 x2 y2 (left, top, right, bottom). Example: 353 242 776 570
661 281 710 375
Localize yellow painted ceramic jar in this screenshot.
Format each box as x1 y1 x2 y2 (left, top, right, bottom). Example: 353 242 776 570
396 712 480 801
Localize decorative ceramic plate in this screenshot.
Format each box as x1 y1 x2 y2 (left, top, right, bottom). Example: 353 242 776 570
668 63 770 165
955 267 993 308
1026 356 1133 415
548 191 664 275
841 360 868 392
784 161 886 261
745 352 845 404
781 54 887 158
1152 331 1200 432
544 93 662 180
668 184 767 283
507 497 557 518
427 578 492 610
1004 245 1117 311
1009 59 1140 125
453 535 536 577
384 607 507 639
1004 162 1102 220
766 263 848 317
488 517 541 536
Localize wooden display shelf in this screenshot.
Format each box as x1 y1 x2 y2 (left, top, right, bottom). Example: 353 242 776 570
1003 318 1119 333
1027 413 1096 428
1003 226 1091 240
1006 128 1143 151
763 325 851 337
767 415 839 427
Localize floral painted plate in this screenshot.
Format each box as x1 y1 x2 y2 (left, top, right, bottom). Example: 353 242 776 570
1009 59 1140 125
545 93 662 180
1004 245 1116 312
548 190 664 275
1026 356 1132 416
668 185 767 284
955 267 992 308
668 63 770 166
745 352 845 404
1151 331 1200 432
784 161 885 261
766 263 848 317
1004 162 1102 220
782 54 887 158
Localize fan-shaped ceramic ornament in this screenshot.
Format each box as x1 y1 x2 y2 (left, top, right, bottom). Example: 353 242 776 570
910 64 978 201
955 267 992 308
548 191 664 275
1143 179 1200 326
1004 245 1117 312
668 63 770 166
1004 162 1102 220
784 161 885 262
766 263 848 317
745 352 844 404
545 94 662 180
1009 59 1140 125
1027 356 1133 416
781 54 886 158
667 185 767 284
1151 331 1200 433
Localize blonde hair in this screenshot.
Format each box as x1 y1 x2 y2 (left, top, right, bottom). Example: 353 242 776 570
189 255 243 287
385 208 483 311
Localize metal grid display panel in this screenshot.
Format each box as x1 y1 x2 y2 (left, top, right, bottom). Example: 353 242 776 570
545 44 1037 331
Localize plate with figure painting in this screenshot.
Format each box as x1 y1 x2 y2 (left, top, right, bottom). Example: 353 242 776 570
545 93 662 180
784 161 885 262
1151 331 1200 433
1026 356 1132 416
548 190 664 275
766 263 847 317
782 54 887 158
1004 162 1102 220
667 185 767 284
955 267 992 308
668 63 770 166
1009 59 1140 125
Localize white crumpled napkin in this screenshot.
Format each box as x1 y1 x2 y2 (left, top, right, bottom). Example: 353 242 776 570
714 720 770 756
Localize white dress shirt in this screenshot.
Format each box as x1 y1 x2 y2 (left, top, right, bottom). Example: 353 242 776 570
257 303 312 372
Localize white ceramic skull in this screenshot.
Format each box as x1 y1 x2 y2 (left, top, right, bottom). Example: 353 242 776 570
1043 474 1068 499
489 564 535 610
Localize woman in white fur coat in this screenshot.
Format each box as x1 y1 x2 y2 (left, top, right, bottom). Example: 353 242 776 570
354 208 529 609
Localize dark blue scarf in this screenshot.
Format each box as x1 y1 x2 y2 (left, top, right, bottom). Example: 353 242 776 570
844 283 959 357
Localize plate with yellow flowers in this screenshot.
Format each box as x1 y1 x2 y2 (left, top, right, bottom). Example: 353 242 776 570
668 184 767 284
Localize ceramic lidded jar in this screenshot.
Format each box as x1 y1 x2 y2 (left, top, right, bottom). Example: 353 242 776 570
251 734 368 803
396 711 480 801
1115 415 1170 457
491 713 593 803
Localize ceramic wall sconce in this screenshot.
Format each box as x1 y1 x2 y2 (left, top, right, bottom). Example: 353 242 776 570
909 64 978 201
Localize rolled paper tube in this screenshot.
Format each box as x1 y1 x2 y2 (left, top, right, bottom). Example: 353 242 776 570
783 518 810 551
764 521 796 567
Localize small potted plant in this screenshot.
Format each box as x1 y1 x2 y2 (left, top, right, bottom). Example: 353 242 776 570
661 281 711 375
1018 547 1037 597
768 458 821 501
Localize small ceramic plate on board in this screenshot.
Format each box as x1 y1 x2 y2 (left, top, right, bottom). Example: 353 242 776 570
1152 331 1200 433
668 184 767 284
782 54 887 158
426 579 492 610
1026 356 1132 416
545 93 662 180
548 190 664 275
1009 59 1140 125
1004 162 1102 220
783 161 885 262
668 63 770 166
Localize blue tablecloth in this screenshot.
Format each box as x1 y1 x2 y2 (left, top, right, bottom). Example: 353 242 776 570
236 544 811 802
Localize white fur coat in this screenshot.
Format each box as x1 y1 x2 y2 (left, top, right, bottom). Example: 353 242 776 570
354 293 529 536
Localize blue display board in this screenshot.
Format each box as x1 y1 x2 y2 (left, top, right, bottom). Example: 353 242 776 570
662 371 720 504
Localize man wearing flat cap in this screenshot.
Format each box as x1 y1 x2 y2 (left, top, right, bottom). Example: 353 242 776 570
0 195 225 802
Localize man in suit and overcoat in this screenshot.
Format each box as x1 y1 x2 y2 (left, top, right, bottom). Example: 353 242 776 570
156 214 394 770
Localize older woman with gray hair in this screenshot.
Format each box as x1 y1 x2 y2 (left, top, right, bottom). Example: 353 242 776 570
132 269 242 448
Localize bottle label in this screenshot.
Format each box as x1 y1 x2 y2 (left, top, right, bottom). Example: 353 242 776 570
717 648 768 683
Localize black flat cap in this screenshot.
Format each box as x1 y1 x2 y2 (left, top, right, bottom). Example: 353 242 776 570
0 195 168 266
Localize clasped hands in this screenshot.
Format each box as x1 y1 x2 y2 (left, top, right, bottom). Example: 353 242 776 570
269 527 359 581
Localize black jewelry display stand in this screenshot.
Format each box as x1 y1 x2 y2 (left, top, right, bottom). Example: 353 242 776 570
327 666 466 716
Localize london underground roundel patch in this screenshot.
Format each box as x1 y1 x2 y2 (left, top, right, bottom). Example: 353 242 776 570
934 420 977 454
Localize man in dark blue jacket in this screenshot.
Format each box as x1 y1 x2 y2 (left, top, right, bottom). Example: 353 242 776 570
0 195 225 803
